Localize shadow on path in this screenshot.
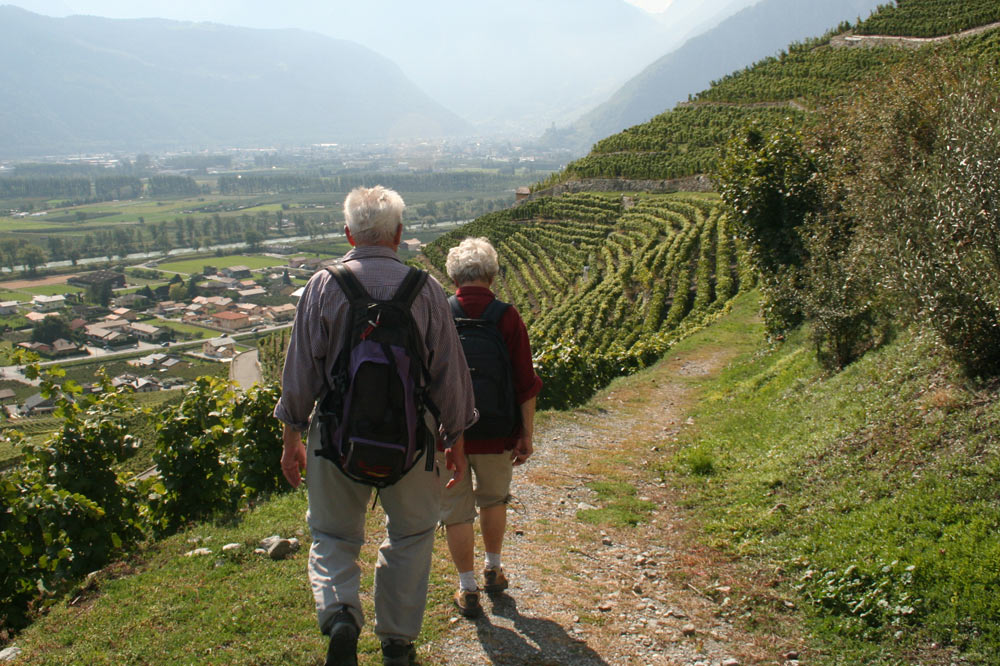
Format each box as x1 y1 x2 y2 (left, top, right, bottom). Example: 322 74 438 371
470 593 612 666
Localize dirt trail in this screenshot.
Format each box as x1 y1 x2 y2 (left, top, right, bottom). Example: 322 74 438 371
831 21 1000 49
429 348 803 665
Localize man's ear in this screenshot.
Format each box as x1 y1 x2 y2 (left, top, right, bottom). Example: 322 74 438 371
394 224 403 245
345 225 355 246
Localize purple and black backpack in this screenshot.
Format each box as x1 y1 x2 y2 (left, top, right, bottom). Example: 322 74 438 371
314 263 439 488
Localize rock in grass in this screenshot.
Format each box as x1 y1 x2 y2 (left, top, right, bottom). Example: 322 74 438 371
0 646 22 662
266 537 300 560
184 547 212 557
259 535 282 549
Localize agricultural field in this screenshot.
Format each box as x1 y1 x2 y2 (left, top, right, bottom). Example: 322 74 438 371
152 319 219 340
855 0 1000 37
421 191 746 409
154 254 290 275
10 283 83 297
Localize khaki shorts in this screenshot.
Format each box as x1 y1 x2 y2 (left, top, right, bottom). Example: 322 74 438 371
440 452 514 525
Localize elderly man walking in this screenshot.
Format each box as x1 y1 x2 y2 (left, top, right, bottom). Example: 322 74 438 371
275 186 475 666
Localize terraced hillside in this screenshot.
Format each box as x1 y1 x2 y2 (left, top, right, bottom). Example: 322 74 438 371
854 0 1000 37
419 192 747 409
537 0 1000 187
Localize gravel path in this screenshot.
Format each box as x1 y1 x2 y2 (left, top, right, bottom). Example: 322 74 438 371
428 351 803 666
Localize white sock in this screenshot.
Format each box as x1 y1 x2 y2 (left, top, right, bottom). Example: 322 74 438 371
485 552 502 570
458 570 478 592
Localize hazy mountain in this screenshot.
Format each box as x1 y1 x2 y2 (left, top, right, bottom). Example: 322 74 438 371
651 0 761 44
0 6 471 158
556 0 885 150
7 0 687 136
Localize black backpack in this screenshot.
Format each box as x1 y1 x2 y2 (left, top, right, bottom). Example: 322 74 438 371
449 295 520 440
314 263 439 488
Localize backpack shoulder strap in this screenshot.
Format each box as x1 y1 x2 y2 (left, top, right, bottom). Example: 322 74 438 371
392 267 429 309
326 263 368 301
448 294 469 319
479 298 510 325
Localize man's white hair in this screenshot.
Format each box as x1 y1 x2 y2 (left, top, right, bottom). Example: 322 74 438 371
446 237 499 285
343 186 405 245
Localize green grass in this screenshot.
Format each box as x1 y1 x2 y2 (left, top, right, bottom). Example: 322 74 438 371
576 480 656 527
12 284 84 296
155 255 288 275
11 489 454 665
662 313 1000 663
153 319 217 340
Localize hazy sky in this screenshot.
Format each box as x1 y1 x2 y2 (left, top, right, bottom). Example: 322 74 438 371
625 0 673 12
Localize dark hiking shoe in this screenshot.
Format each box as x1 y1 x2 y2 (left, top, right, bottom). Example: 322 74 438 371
483 566 509 594
454 587 482 617
381 639 417 666
325 607 359 666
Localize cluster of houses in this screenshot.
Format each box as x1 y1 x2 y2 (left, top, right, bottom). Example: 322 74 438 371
0 261 306 421
156 295 295 332
150 264 296 332
4 263 303 361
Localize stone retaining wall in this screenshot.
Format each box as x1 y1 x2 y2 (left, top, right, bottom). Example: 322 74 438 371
523 175 713 202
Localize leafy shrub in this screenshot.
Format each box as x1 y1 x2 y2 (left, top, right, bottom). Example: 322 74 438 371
22 379 144 579
233 382 285 498
0 470 103 631
817 55 1000 377
149 376 241 535
0 360 145 630
796 213 889 370
714 120 819 336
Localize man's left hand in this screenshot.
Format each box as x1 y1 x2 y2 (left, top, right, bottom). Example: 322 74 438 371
281 426 307 488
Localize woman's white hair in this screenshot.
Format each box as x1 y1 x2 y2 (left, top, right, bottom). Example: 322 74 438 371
343 186 405 245
446 237 499 285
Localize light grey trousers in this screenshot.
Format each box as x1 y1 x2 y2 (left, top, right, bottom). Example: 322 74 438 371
305 420 442 642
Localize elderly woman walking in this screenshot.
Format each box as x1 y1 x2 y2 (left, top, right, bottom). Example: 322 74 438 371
441 237 542 618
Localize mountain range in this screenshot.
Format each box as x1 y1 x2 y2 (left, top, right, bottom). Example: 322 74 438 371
0 0 886 158
5 0 765 136
0 6 470 157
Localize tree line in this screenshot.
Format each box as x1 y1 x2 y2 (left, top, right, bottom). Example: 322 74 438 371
0 175 197 203
217 171 526 196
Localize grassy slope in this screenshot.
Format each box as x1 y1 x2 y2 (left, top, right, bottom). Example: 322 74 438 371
10 489 456 666
668 324 1000 663
8 293 999 664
